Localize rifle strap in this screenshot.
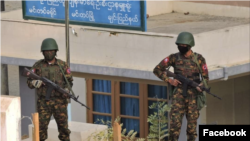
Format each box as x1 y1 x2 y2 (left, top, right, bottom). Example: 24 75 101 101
193 53 208 88
58 64 76 96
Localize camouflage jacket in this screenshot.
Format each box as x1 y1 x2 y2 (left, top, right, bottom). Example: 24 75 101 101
27 58 73 97
153 51 209 87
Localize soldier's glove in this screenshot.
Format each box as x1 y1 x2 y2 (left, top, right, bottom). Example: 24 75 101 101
62 88 70 99
31 80 43 88
196 83 203 92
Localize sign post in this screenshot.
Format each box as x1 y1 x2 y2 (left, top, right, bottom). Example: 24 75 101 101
64 0 72 122
1 0 5 11
65 0 70 66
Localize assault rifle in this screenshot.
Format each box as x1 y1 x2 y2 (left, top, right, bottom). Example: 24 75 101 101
22 67 91 110
165 70 222 100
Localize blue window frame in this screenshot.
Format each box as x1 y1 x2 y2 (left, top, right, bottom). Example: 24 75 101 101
92 79 112 123
120 82 140 137
87 79 169 139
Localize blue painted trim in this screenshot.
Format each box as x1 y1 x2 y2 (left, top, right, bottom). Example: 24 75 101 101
1 56 249 81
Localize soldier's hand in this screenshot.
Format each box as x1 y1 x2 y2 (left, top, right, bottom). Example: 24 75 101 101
196 83 203 92
168 79 181 86
31 80 43 88
62 88 70 99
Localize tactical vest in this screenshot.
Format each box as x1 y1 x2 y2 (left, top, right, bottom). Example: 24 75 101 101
174 53 201 87
37 62 64 97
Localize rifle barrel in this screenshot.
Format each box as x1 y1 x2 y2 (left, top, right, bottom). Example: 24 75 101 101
22 67 91 109
165 70 222 100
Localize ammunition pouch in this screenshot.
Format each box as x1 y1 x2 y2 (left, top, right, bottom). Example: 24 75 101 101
197 91 206 111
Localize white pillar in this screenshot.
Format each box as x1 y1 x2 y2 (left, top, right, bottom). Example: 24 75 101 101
1 95 21 141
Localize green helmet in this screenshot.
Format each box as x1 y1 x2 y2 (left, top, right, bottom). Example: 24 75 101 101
41 38 58 51
175 32 195 47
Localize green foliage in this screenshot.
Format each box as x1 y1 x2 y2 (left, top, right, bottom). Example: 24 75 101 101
147 100 171 141
87 118 112 141
88 99 171 141
88 116 145 141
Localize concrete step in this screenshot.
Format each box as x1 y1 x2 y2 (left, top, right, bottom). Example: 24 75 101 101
27 120 107 141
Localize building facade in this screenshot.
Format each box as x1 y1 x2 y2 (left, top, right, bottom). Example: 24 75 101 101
1 1 250 140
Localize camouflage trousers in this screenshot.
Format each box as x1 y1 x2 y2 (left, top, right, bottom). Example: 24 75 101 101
169 88 199 141
37 97 71 141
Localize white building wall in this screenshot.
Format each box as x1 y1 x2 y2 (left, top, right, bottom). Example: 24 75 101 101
207 75 250 125
173 1 250 18
194 25 250 66
1 20 249 72
18 66 37 136
71 77 87 123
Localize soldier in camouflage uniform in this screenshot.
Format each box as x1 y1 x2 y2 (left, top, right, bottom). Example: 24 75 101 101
27 38 73 141
153 32 209 141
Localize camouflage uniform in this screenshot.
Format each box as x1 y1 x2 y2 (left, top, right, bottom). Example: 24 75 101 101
27 58 73 141
153 52 209 141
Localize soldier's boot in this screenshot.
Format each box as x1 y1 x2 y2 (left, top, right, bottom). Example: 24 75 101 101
187 133 197 141
58 129 70 141
168 131 180 141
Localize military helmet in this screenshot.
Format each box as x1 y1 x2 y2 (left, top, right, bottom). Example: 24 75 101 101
41 38 58 51
175 32 195 47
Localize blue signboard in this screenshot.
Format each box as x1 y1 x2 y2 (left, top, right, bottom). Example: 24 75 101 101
22 0 147 31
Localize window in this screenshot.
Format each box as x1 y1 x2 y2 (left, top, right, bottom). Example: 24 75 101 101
87 79 169 138
116 82 144 137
